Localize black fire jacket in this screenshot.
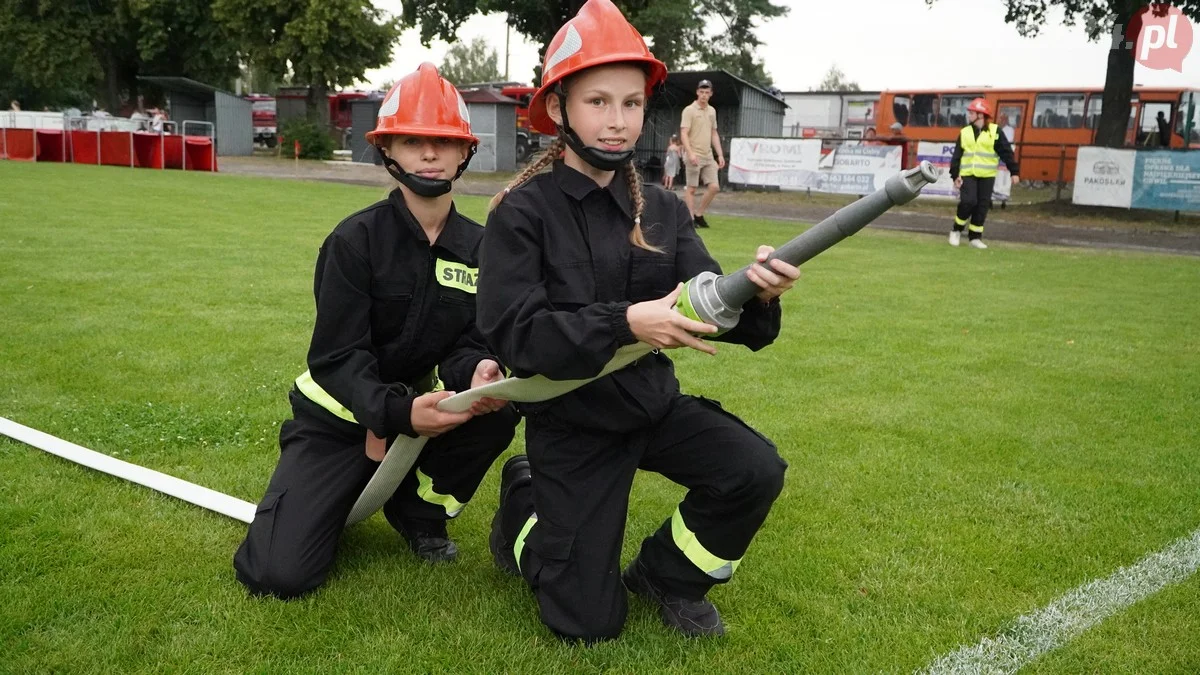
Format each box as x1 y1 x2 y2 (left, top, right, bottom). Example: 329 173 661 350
477 161 781 432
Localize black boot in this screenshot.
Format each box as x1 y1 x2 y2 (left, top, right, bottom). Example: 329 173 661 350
490 455 531 576
396 517 458 564
622 555 725 637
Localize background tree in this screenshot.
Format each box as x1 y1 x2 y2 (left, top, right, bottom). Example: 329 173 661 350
215 0 401 127
816 63 860 92
399 0 787 87
927 0 1200 148
440 37 504 85
0 0 97 110
0 0 240 112
690 0 788 86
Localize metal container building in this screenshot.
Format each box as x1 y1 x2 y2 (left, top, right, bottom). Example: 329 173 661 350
349 98 383 164
638 70 786 183
137 76 253 156
460 88 519 173
780 91 882 139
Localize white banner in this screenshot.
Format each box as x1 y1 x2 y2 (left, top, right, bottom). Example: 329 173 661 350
729 138 903 194
728 137 822 189
916 140 1011 201
809 144 903 194
1072 147 1136 208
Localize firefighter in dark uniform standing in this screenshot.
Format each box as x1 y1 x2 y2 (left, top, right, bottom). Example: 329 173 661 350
477 0 800 642
949 97 1020 250
233 63 518 600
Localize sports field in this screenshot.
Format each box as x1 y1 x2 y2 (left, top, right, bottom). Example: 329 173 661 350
2 162 1197 673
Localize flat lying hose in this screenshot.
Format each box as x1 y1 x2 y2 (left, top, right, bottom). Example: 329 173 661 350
1 416 257 523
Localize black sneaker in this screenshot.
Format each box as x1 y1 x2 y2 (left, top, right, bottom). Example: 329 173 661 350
694 215 710 228
622 555 725 637
490 455 531 576
396 518 458 564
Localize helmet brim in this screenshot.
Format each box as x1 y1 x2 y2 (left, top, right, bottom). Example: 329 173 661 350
528 56 668 136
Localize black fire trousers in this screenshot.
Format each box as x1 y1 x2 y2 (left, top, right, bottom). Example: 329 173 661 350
499 394 787 641
234 391 517 599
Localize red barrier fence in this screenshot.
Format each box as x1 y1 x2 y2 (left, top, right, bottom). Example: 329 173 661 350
1 127 216 172
35 130 67 162
69 130 101 164
5 129 35 161
185 137 216 172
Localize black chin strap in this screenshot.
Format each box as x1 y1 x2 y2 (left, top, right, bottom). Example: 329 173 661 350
376 144 478 198
554 84 634 171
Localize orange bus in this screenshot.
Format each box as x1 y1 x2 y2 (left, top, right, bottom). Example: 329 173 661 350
876 87 1199 183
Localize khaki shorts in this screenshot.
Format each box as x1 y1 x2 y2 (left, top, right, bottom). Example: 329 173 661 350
685 156 719 188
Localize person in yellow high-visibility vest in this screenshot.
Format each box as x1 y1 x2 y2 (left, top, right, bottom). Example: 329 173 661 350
949 98 1019 250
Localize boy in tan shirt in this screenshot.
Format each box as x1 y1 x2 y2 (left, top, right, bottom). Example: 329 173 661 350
680 80 724 228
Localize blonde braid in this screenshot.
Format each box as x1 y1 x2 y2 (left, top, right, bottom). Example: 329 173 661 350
488 138 567 212
624 161 663 253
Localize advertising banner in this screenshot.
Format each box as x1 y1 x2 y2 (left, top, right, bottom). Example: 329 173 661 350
810 144 902 194
1072 147 1136 208
1131 150 1200 212
729 138 902 194
728 137 822 189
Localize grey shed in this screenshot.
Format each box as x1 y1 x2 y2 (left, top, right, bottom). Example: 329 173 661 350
137 76 253 156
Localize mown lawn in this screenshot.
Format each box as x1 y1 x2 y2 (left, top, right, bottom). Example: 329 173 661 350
2 161 1198 673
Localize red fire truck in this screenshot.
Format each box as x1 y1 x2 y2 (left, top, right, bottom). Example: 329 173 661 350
246 94 277 147
246 90 371 148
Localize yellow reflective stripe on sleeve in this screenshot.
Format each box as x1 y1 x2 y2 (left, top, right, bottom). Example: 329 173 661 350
295 368 440 424
295 370 357 423
435 259 478 294
671 507 741 580
513 513 538 574
415 467 466 517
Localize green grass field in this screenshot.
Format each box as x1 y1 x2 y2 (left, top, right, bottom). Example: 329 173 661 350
2 161 1198 673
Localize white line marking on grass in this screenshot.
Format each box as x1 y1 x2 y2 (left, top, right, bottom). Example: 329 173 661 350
922 525 1200 675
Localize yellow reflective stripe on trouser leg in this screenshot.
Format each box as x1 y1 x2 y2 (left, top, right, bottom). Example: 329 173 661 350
671 506 741 580
512 513 538 574
415 467 466 517
295 370 357 423
954 216 969 226
968 224 985 233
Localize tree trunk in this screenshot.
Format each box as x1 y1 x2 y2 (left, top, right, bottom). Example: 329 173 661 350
1095 13 1136 148
102 51 123 113
310 82 330 130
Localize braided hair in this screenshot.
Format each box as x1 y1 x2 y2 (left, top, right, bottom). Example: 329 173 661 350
489 139 661 253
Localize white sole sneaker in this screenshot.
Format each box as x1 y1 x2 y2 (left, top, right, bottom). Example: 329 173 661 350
968 239 988 249
948 231 960 247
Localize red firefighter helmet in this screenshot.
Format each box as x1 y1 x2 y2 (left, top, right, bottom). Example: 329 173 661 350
967 97 992 117
527 0 668 135
366 63 478 145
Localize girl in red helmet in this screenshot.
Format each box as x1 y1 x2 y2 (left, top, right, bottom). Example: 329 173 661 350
948 97 1020 249
234 63 517 600
478 0 800 642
